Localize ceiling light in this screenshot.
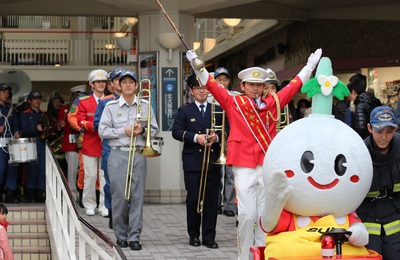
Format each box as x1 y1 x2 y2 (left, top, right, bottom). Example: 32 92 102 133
222 18 241 27
193 42 201 51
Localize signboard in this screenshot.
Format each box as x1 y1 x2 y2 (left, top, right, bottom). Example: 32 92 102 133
138 52 158 117
161 67 178 131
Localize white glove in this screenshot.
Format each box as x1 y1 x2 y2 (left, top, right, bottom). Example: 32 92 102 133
347 222 369 247
307 48 322 71
261 171 293 232
186 50 198 64
297 48 322 84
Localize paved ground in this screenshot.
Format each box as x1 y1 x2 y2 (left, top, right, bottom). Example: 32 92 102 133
81 204 239 260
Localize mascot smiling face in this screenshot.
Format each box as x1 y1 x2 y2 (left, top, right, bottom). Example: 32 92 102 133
264 115 372 217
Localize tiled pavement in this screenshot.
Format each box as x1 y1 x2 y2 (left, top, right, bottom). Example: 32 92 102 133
81 204 238 260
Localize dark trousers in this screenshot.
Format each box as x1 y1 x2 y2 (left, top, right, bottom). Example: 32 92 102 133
0 148 18 190
368 230 400 260
101 148 111 210
184 169 220 242
26 139 45 190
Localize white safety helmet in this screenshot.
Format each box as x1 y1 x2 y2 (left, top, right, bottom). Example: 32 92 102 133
70 84 87 93
265 68 280 85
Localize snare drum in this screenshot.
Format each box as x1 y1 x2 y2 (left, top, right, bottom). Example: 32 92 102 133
7 138 38 164
151 137 164 154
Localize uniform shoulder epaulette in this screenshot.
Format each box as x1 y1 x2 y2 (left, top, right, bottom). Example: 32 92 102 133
105 99 118 106
79 95 90 101
101 94 114 100
140 99 149 104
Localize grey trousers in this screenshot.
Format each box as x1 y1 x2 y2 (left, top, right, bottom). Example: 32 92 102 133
218 165 236 211
108 149 147 242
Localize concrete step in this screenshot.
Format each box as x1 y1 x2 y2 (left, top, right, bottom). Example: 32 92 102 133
12 246 51 260
7 204 51 260
8 232 50 247
8 219 47 233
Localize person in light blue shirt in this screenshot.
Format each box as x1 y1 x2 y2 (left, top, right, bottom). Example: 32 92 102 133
99 70 159 251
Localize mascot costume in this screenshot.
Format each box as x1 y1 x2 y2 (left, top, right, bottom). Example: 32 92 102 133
260 57 376 259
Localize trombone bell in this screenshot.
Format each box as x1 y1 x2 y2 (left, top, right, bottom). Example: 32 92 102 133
139 146 160 158
136 79 162 158
215 153 226 165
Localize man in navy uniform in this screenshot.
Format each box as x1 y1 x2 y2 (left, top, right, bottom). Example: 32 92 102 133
172 73 224 249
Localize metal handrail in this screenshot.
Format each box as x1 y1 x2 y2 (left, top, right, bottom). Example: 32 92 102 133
45 143 127 260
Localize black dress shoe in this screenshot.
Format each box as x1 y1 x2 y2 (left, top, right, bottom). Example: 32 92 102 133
217 207 223 214
116 239 127 248
189 237 201 247
223 210 235 217
202 240 219 249
77 188 84 208
108 210 113 229
129 241 142 250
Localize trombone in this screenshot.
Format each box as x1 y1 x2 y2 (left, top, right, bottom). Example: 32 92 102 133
265 91 290 132
197 97 227 213
124 79 161 201
277 105 290 131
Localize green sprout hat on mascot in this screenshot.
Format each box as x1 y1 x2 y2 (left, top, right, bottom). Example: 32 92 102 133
260 57 375 258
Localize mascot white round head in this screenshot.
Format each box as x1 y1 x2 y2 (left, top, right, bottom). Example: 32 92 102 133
264 58 372 216
265 115 371 217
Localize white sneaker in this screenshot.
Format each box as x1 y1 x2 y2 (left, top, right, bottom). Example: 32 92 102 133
101 209 109 218
86 209 95 216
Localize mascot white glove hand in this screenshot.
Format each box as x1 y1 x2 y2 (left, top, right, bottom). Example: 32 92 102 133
186 49 209 85
347 222 369 247
297 48 322 84
261 171 293 232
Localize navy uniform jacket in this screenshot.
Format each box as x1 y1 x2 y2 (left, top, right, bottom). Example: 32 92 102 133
19 107 44 138
0 103 19 136
172 102 225 172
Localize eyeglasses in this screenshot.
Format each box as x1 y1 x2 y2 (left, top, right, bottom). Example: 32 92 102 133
192 86 207 91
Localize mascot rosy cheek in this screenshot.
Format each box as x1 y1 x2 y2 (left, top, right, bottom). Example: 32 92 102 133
260 57 373 258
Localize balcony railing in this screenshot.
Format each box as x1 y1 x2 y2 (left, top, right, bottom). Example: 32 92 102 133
0 30 137 67
0 16 136 67
0 15 111 30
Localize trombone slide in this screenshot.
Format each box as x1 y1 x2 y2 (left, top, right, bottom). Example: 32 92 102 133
196 98 227 212
197 129 211 213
